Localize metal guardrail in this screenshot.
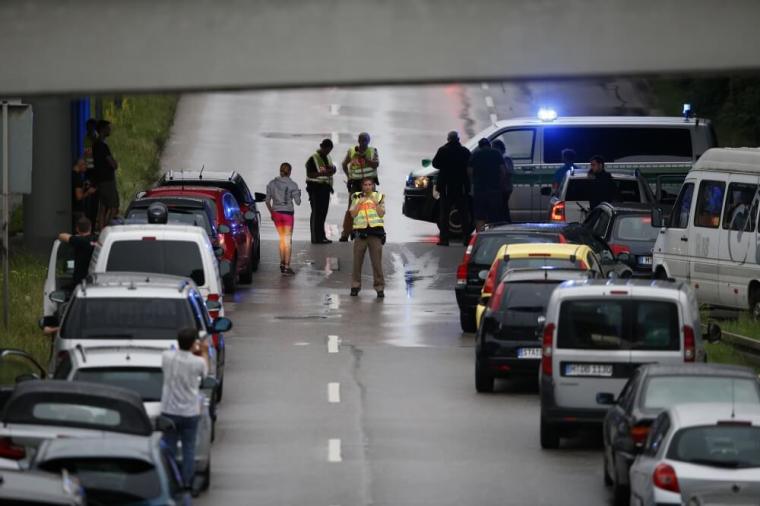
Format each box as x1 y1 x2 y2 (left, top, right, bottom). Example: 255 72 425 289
703 323 760 366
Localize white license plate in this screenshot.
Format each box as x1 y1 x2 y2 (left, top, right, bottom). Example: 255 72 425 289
638 256 653 265
565 363 613 377
517 347 541 359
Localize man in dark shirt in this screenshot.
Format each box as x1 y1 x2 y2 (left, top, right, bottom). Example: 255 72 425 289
432 131 471 245
469 138 506 231
587 155 618 209
58 217 96 288
305 139 337 244
93 120 119 230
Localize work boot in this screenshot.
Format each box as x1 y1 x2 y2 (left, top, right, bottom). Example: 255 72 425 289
350 288 359 296
339 235 349 242
376 290 385 298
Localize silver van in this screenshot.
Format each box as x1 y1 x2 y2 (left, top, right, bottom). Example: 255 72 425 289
538 279 719 449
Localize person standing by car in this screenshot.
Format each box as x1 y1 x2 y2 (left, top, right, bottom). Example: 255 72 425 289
491 139 515 223
58 216 96 289
469 138 506 231
92 120 119 231
432 131 471 246
350 177 386 298
305 139 337 244
340 132 379 242
587 154 618 209
160 327 209 495
266 162 302 275
552 148 578 192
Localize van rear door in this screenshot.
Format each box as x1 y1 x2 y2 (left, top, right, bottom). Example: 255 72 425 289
627 298 684 367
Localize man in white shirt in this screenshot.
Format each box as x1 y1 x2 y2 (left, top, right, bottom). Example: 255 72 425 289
161 327 209 493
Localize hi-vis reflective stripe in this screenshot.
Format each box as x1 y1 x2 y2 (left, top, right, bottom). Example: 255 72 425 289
352 191 384 229
306 152 333 185
348 146 377 181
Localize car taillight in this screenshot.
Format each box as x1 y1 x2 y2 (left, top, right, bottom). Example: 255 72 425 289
482 261 500 296
456 264 468 286
550 201 566 222
489 282 506 310
541 323 555 376
0 437 25 460
207 293 221 319
609 243 631 256
683 325 695 362
630 424 650 447
653 463 680 493
456 234 478 286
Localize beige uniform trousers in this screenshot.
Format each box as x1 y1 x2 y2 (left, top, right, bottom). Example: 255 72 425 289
351 234 384 290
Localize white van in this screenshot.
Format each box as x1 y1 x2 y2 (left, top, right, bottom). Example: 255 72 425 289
90 224 226 315
652 147 760 315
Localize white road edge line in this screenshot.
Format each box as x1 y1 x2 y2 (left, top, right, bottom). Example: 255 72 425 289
485 96 494 108
328 439 342 462
490 113 498 125
330 104 340 115
328 382 341 403
327 335 340 353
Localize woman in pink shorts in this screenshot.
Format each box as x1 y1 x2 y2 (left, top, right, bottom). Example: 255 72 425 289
265 163 302 275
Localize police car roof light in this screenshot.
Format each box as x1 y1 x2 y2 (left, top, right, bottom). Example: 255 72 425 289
537 107 558 122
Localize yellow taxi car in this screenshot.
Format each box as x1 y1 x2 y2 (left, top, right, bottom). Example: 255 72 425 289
474 243 604 328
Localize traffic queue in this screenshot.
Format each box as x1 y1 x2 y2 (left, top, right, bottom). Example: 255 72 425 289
446 115 760 505
0 170 260 504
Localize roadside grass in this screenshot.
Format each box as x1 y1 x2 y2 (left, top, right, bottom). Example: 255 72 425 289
0 251 52 371
102 95 179 212
719 314 760 339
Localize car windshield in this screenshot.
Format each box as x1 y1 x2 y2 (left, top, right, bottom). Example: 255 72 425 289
557 299 679 350
565 179 641 202
74 368 164 402
613 215 659 242
106 240 205 286
38 457 162 502
471 234 559 266
641 377 760 411
60 298 194 339
126 208 214 236
667 425 760 469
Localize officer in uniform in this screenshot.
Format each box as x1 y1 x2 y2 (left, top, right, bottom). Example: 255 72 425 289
340 132 379 242
305 139 337 243
349 177 386 298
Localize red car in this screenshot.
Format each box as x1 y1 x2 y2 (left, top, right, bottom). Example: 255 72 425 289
144 186 254 293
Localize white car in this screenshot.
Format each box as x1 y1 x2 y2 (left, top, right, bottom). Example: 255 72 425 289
53 345 216 491
629 403 760 506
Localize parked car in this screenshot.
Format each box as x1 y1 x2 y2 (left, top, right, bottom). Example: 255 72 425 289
547 168 656 224
0 348 46 412
651 147 760 315
583 202 660 276
54 345 216 489
33 435 186 505
0 469 85 505
475 242 605 328
599 362 754 505
475 267 596 393
539 279 720 449
404 114 712 227
629 403 760 506
48 272 231 399
456 223 631 332
144 186 256 292
125 195 220 248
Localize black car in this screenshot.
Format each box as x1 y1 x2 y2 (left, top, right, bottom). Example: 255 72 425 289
582 202 660 276
126 196 219 247
455 223 631 332
598 363 760 505
475 267 596 392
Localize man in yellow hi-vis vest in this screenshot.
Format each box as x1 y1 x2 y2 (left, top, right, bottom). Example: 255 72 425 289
340 132 379 241
350 177 385 298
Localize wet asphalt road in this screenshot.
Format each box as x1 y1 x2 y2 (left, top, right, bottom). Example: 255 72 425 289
161 80 653 505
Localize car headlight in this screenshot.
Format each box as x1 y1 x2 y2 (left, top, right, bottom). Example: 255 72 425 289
414 176 429 189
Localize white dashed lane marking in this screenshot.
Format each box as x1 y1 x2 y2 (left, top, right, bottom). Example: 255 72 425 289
484 96 494 108
490 113 498 125
328 382 341 403
330 104 340 116
327 335 340 353
328 439 342 462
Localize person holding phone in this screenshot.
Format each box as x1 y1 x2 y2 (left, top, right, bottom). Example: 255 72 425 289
349 177 386 297
340 132 379 241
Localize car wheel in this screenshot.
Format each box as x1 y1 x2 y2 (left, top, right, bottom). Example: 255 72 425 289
475 359 494 393
201 458 211 492
215 377 224 403
239 254 253 284
251 235 261 272
449 207 462 236
540 416 560 449
223 258 238 293
750 287 760 320
460 311 477 333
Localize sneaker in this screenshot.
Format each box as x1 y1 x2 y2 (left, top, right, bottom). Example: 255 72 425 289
282 267 296 276
376 290 385 298
339 235 349 242
350 288 359 296
280 264 286 273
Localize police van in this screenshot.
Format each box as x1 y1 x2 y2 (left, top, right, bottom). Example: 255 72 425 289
403 114 715 227
651 147 760 315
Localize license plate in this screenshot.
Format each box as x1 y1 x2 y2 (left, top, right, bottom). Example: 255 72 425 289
564 363 613 377
638 256 653 265
517 347 541 359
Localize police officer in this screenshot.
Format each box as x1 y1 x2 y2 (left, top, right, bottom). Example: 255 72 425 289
349 177 385 298
340 132 379 242
305 139 337 244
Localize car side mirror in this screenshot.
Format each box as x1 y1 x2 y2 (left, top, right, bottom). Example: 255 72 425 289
707 322 722 343
155 415 175 433
540 186 552 197
218 224 230 234
421 158 432 168
651 206 665 228
212 317 233 333
254 192 266 203
478 270 488 281
49 290 67 304
219 260 232 277
200 376 218 390
616 252 632 265
596 392 616 405
244 211 256 221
